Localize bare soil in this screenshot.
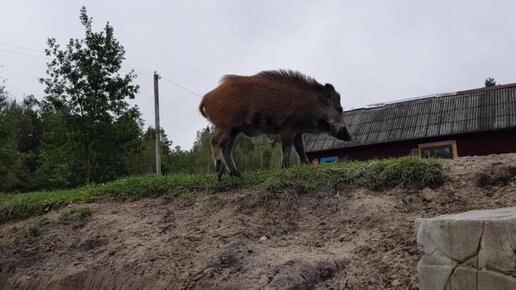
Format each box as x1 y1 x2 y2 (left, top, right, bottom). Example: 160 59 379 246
1 154 515 290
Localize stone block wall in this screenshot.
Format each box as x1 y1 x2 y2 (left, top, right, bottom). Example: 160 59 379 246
416 207 516 290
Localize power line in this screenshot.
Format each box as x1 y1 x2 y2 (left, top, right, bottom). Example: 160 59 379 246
136 71 153 77
0 48 49 60
0 41 46 53
0 41 149 71
0 48 154 78
0 42 203 99
0 41 154 74
161 76 202 98
126 65 154 74
0 42 150 72
120 68 153 77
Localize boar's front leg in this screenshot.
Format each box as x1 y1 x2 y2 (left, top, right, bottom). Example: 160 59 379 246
223 135 242 178
293 133 309 164
280 132 296 168
211 129 230 181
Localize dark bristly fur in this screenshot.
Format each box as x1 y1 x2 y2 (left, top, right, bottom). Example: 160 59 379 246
221 69 323 91
256 70 324 90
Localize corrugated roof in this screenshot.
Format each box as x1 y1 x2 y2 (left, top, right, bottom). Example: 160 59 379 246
305 83 516 153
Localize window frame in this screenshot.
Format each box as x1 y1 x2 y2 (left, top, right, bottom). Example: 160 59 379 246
418 140 458 159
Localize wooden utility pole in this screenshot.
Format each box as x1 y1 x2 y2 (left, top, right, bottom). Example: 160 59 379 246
154 71 162 175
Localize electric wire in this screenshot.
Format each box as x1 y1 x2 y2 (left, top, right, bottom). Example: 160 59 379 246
160 76 202 98
0 41 202 98
0 48 49 60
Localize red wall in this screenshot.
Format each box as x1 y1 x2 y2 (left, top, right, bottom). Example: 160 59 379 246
307 128 516 161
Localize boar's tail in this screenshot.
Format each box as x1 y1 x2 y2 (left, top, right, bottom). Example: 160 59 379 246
199 97 208 118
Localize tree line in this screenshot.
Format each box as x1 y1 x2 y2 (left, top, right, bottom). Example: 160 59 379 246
0 7 290 193
0 87 287 193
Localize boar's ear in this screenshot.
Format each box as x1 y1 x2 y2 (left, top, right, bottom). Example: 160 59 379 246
323 83 335 99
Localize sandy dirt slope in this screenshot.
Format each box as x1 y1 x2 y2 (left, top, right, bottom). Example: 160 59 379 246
1 154 515 290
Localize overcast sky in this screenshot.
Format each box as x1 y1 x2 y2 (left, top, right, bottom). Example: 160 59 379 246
1 1 515 149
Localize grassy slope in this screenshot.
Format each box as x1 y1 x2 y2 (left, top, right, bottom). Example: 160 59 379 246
0 156 444 223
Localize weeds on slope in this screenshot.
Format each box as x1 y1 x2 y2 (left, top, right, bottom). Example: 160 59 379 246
0 156 444 222
260 156 444 196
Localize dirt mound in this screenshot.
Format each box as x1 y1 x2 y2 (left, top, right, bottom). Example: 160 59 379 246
268 259 346 290
1 154 516 290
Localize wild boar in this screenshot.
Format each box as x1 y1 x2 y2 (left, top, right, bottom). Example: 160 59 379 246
199 69 352 180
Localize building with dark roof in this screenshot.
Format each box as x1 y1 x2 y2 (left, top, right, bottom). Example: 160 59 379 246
304 83 516 162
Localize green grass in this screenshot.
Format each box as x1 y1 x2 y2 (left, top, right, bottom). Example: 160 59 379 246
26 219 41 239
0 156 444 223
260 156 444 196
59 207 93 225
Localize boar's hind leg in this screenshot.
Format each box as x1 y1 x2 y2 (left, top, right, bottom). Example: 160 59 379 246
293 133 309 164
223 135 241 178
280 132 296 168
211 129 230 181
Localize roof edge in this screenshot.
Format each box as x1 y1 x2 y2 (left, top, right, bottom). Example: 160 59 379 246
345 82 516 113
456 82 516 95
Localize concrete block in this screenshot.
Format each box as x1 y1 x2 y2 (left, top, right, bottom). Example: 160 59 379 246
446 266 477 290
416 217 483 261
478 219 516 275
478 270 516 290
416 207 516 290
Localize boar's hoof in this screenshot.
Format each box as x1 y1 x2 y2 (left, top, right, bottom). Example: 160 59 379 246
217 169 224 182
216 160 225 181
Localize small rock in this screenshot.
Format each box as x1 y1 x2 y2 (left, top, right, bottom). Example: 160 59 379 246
259 235 268 241
402 196 414 205
421 188 438 202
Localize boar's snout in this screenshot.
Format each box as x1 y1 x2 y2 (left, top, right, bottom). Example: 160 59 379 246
335 127 352 141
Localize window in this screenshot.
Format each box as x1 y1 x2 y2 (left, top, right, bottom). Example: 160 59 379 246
421 146 452 158
418 140 457 159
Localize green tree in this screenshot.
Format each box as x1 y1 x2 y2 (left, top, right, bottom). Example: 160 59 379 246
0 80 7 109
485 77 496 87
126 127 174 175
0 83 23 192
190 127 215 173
0 81 9 144
39 6 140 183
167 127 286 174
35 110 76 189
0 84 43 192
168 145 194 173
